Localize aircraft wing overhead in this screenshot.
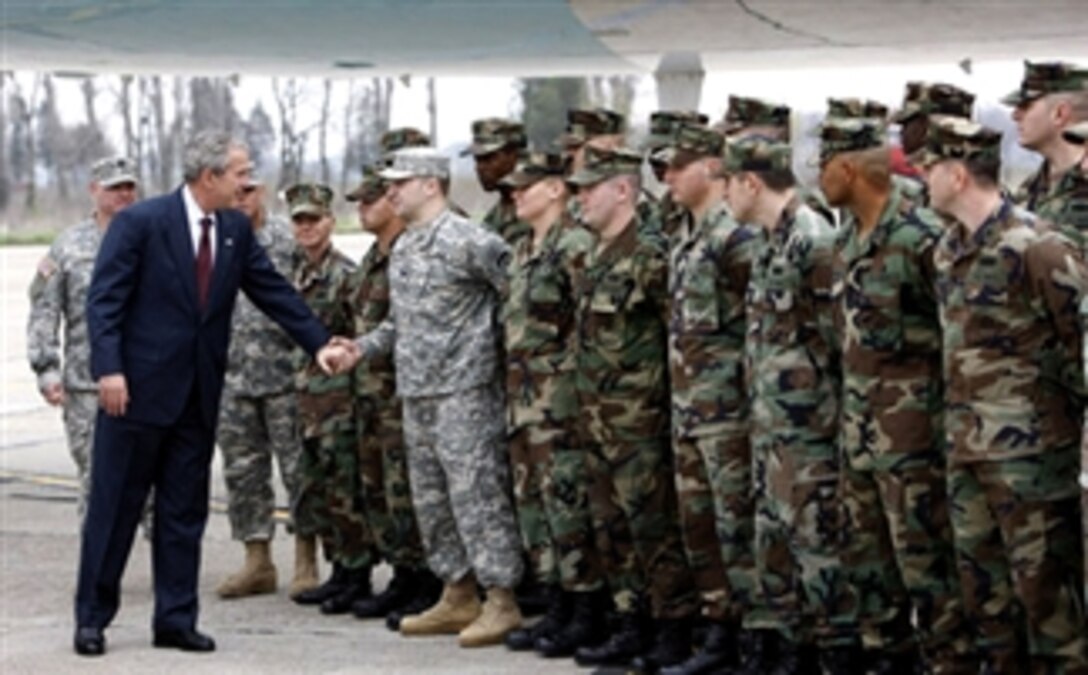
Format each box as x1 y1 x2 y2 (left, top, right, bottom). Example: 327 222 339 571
1 0 1086 77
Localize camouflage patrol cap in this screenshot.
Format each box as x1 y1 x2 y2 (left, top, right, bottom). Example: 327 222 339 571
917 117 1002 168
656 123 725 166
500 150 569 188
91 156 138 188
345 165 388 204
285 183 334 218
721 96 790 136
723 135 793 174
1001 60 1088 106
815 118 886 165
894 82 975 123
559 108 626 148
566 146 642 187
826 97 889 120
379 147 450 181
381 127 431 158
645 110 709 150
461 118 527 157
1062 121 1088 145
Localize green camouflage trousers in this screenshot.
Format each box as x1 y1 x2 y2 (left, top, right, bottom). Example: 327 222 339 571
217 391 301 541
356 405 426 570
674 432 754 622
294 427 377 570
752 443 858 647
586 436 698 620
948 454 1088 674
841 460 974 672
508 424 603 592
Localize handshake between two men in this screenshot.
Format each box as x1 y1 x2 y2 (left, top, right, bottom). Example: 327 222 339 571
316 336 363 376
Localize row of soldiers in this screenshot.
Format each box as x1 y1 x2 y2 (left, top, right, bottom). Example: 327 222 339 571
27 57 1088 674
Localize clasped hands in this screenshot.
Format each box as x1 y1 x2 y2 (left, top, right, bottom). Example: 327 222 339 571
316 336 362 375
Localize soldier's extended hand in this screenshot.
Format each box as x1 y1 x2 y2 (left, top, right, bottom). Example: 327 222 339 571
97 374 129 416
41 382 66 407
317 337 361 375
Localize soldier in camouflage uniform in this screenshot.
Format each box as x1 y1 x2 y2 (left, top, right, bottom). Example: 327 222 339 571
655 124 762 675
560 108 627 173
495 152 609 656
216 172 312 600
342 167 441 626
463 118 529 246
563 146 698 671
725 135 863 674
644 110 707 237
27 157 139 520
1004 61 1088 248
920 117 1088 674
286 183 378 615
335 148 524 648
818 118 975 674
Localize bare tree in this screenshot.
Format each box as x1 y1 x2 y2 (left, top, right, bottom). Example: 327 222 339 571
340 80 357 195
318 78 332 185
427 77 437 143
149 76 174 191
0 72 9 211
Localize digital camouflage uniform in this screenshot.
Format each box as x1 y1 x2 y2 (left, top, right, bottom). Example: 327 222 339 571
357 148 523 590
288 184 376 571
217 214 303 542
727 136 858 648
499 153 603 593
27 157 141 520
28 217 107 516
1004 61 1088 250
465 117 530 246
831 159 972 670
568 147 698 621
923 119 1088 673
663 125 761 624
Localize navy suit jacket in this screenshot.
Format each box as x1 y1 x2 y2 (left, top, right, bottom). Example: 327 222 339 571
87 188 330 428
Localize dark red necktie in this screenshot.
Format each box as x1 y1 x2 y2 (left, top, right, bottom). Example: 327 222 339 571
196 216 213 309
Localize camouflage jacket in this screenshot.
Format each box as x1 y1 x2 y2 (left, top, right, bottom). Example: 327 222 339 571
483 195 529 247
833 185 944 471
636 190 663 236
668 202 762 439
357 208 511 398
352 237 401 425
575 216 671 445
224 216 298 397
935 199 1085 463
1014 160 1088 248
503 214 593 430
27 218 103 393
658 191 689 238
293 245 358 439
746 199 840 482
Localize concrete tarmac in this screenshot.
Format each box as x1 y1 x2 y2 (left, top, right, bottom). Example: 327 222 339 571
0 235 581 674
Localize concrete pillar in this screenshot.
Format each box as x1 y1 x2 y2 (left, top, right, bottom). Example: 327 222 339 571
654 51 705 111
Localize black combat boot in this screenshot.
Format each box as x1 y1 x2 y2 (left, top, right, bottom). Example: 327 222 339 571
727 629 780 675
574 610 649 668
352 566 415 619
772 639 821 675
505 585 569 651
818 642 865 675
293 563 349 606
866 646 924 675
659 620 740 675
385 567 442 631
514 567 550 617
536 588 611 657
630 617 694 673
320 565 372 615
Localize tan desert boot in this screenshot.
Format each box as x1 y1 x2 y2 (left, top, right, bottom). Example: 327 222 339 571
400 575 482 636
458 586 522 647
288 534 320 599
217 540 278 598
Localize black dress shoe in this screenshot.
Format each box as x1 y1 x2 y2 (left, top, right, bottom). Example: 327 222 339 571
153 629 216 652
74 627 105 656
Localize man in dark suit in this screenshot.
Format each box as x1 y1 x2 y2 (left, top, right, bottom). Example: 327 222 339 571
74 130 341 656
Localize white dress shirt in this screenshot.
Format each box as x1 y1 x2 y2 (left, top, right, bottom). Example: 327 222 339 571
182 185 216 263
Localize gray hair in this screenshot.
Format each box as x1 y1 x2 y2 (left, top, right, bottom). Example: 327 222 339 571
182 130 247 183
